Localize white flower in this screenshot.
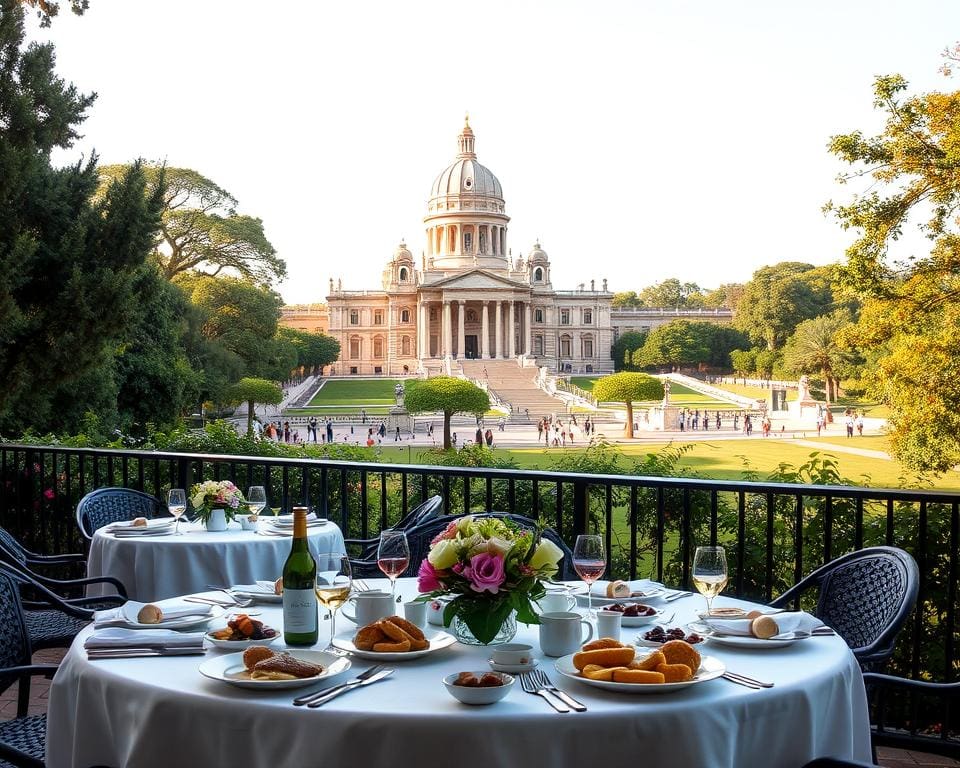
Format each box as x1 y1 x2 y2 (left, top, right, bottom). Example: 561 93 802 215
428 539 460 570
530 539 564 573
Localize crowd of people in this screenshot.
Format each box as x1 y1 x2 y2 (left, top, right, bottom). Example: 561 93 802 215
536 414 594 447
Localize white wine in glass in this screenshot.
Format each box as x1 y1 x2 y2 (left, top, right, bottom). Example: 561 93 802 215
692 546 728 617
247 486 266 516
572 534 605 617
316 553 352 645
167 488 187 535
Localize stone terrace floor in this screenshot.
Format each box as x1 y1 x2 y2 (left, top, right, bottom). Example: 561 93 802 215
0 647 956 767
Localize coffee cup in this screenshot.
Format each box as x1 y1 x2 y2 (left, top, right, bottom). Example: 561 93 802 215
538 612 594 657
428 598 450 626
341 590 395 625
491 643 534 667
403 599 428 629
536 591 577 614
596 610 622 642
238 514 258 531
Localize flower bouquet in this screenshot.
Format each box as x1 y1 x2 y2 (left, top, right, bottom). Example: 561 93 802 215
190 480 246 525
417 515 564 644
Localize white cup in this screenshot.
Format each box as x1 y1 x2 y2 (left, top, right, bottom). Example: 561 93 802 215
596 610 622 642
341 590 395 625
238 514 258 531
403 600 427 629
538 612 594 657
537 592 577 614
427 598 449 626
491 643 534 666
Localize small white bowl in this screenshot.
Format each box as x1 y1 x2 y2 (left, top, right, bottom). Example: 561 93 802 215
443 671 514 705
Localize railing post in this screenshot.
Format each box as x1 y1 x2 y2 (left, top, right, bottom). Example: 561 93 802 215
175 457 190 494
572 478 588 536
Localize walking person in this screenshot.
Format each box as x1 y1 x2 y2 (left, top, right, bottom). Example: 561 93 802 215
484 428 493 447
308 417 318 443
283 421 291 443
326 419 334 444
715 412 721 430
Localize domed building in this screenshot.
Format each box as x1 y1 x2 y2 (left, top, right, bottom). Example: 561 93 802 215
325 117 614 376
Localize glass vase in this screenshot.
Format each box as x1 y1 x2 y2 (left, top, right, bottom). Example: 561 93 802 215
452 612 517 646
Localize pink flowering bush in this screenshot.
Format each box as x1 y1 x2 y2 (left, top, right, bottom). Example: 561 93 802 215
417 515 563 643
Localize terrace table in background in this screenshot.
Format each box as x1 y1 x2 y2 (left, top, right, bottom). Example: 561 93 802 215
47 579 872 768
85 520 346 601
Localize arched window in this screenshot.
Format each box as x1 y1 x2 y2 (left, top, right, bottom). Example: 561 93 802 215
349 336 361 359
401 336 411 356
400 308 410 323
534 267 543 282
399 266 408 282
373 336 384 359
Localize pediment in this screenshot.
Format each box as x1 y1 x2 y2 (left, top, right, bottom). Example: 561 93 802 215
426 269 527 291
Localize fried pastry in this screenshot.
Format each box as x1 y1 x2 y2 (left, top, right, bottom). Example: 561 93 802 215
377 618 413 643
660 639 701 670
582 665 622 681
582 637 624 652
355 624 388 651
455 671 480 687
572 646 635 671
242 645 276 669
656 662 693 683
251 652 322 679
612 668 666 684
373 638 411 652
630 650 666 671
385 616 425 641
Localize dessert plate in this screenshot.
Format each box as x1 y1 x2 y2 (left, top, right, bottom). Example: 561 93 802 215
576 588 666 608
199 650 350 690
331 630 456 661
231 581 283 603
554 652 725 693
687 622 805 649
600 604 664 627
116 603 224 630
204 630 280 650
488 658 538 674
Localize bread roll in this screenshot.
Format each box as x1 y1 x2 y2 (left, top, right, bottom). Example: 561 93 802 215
274 577 283 595
137 604 163 624
131 517 148 527
606 580 630 598
752 615 779 639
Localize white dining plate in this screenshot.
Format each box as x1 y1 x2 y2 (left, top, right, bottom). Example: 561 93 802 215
331 630 456 661
199 650 350 690
687 622 804 649
576 588 667 608
231 582 283 603
488 658 538 674
204 630 281 650
634 631 707 649
554 652 725 693
601 604 664 627
118 604 225 630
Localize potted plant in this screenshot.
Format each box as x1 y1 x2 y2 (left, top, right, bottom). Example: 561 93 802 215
190 480 246 532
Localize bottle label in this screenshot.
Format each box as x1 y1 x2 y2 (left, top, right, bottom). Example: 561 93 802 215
283 589 318 633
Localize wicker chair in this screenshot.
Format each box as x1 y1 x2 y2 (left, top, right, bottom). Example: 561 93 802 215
769 546 918 671
0 563 60 768
75 487 163 539
345 496 444 577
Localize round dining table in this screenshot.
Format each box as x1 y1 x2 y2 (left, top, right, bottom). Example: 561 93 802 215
47 579 872 768
85 519 346 601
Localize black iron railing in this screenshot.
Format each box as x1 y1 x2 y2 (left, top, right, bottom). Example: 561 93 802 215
1 442 959 751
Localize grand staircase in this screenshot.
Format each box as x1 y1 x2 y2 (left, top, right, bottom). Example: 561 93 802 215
460 360 565 423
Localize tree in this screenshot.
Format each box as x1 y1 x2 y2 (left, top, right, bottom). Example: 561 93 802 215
611 291 643 309
702 283 744 311
638 278 704 309
227 378 283 435
633 321 711 370
276 327 340 375
404 377 489 450
592 373 664 438
826 66 960 472
729 349 757 380
781 313 854 405
734 263 834 351
610 331 647 371
19 0 87 26
98 164 286 285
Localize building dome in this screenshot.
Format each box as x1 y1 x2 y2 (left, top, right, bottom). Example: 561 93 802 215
528 241 549 263
429 116 503 201
394 241 413 261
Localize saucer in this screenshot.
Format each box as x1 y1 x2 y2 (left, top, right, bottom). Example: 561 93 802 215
488 658 538 674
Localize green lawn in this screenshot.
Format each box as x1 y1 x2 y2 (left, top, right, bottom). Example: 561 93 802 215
570 376 600 391
307 379 400 406
285 406 392 416
711 381 771 401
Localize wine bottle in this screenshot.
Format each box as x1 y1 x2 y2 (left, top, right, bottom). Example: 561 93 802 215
282 506 318 645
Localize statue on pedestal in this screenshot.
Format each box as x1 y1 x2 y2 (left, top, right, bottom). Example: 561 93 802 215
662 380 671 406
797 374 813 403
394 382 405 408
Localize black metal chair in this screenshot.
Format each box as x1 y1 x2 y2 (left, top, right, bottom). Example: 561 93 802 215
75 487 164 539
769 546 919 671
346 495 444 577
0 562 60 768
801 759 876 768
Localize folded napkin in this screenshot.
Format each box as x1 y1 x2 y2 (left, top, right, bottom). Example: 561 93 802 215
232 581 276 594
84 627 205 650
108 518 174 531
94 600 213 628
704 611 825 638
270 512 319 526
590 579 665 598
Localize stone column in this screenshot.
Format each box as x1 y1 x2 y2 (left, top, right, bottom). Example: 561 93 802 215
481 302 490 359
508 300 516 358
443 300 452 357
457 300 466 359
524 303 532 356
494 301 502 359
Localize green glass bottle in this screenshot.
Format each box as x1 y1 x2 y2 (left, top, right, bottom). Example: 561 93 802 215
282 506 318 645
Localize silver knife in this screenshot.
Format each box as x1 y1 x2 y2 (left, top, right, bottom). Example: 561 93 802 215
307 668 393 707
87 647 206 659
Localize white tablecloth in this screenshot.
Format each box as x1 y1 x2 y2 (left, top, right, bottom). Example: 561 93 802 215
86 521 346 601
47 581 872 768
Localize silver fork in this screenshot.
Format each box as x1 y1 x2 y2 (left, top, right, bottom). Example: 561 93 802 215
723 671 774 689
530 669 587 711
292 664 384 706
354 579 370 593
519 672 570 713
185 595 254 608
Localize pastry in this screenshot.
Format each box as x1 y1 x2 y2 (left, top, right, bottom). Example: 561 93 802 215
582 665 622 681
656 663 693 683
752 615 779 639
242 645 276 669
136 604 163 624
131 517 148 527
572 646 635 672
386 615 425 641
613 668 666 684
273 577 283 595
455 671 480 687
582 637 623 652
355 624 388 651
660 639 701 670
373 638 411 652
605 580 630 598
630 650 666 671
251 652 322 679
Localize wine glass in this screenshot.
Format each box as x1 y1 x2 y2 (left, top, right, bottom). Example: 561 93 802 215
573 534 606 617
377 530 410 601
247 486 266 516
167 488 187 535
692 545 728 617
316 553 352 646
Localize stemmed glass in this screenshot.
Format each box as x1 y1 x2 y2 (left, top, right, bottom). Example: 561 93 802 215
315 553 352 645
247 486 266 517
167 488 187 535
573 534 606 617
377 530 410 601
692 545 728 617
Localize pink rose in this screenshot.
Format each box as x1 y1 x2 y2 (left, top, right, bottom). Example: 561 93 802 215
43 488 55 500
430 521 459 547
417 559 444 593
463 553 506 594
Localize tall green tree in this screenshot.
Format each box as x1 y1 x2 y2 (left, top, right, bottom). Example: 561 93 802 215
610 331 647 371
592 373 664 439
404 377 489 450
19 0 87 26
98 164 286 285
638 278 704 309
633 321 713 370
611 291 643 309
227 377 283 435
276 327 340 375
781 312 854 405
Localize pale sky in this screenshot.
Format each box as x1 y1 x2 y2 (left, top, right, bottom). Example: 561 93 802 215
30 0 957 304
